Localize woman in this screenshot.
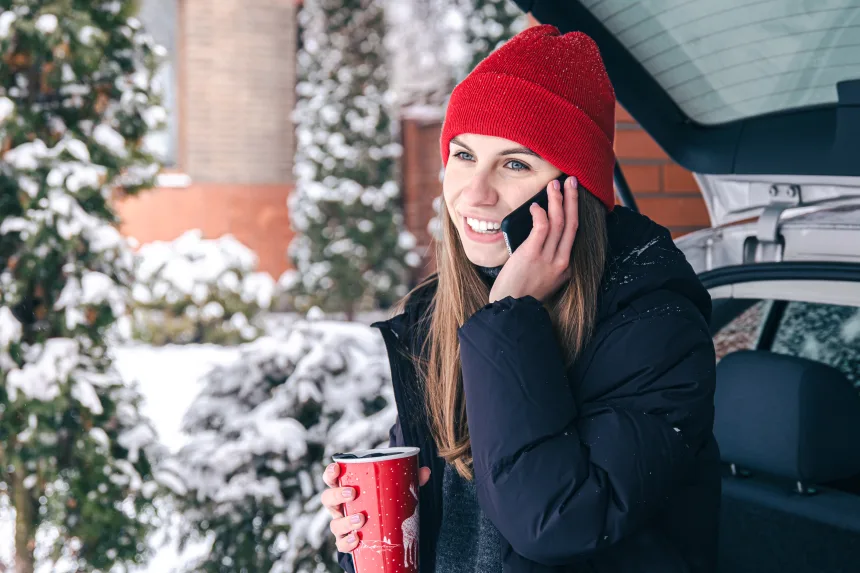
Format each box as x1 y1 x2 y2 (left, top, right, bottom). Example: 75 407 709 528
321 25 719 573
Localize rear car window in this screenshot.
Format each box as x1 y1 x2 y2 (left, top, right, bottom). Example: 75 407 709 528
771 301 860 386
582 0 860 124
714 300 768 362
713 299 860 386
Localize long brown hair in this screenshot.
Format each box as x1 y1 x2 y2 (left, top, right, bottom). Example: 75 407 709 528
399 189 608 480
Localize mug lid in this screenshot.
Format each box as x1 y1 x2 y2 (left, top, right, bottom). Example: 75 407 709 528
332 446 420 463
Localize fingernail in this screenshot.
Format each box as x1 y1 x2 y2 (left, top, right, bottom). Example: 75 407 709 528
350 514 361 524
326 463 336 474
552 179 560 191
569 177 577 188
342 488 353 498
347 534 356 543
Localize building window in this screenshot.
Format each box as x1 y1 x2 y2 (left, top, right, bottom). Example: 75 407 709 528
138 0 179 168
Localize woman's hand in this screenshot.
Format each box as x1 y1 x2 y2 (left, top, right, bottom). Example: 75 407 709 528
489 176 579 304
322 462 431 552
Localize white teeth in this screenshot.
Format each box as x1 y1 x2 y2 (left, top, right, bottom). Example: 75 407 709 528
466 217 500 233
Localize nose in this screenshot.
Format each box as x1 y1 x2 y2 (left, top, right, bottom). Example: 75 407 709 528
460 172 498 207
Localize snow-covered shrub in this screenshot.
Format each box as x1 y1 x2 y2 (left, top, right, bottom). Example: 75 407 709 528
159 317 396 573
0 1 167 569
131 230 276 345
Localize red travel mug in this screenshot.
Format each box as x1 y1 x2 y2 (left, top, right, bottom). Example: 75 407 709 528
333 447 421 573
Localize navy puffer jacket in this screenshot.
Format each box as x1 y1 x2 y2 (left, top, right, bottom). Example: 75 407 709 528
338 206 720 572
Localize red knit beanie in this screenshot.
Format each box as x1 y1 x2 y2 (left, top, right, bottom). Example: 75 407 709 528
440 25 617 211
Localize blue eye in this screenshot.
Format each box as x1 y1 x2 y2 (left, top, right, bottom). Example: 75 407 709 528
453 151 474 161
506 160 529 171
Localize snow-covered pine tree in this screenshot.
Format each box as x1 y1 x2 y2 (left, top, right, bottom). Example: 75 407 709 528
414 0 525 242
161 319 396 573
385 0 459 108
0 2 165 571
454 0 527 82
286 0 420 321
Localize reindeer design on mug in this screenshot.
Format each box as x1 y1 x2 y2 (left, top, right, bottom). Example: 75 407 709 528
401 482 419 568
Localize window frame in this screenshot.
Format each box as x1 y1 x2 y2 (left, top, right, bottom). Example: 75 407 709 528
138 0 190 188
706 263 860 378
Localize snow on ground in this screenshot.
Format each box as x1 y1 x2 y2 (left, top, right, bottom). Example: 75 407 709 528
112 344 241 452
132 515 213 573
114 344 241 572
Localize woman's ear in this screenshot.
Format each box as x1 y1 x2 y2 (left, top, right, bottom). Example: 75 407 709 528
439 166 445 183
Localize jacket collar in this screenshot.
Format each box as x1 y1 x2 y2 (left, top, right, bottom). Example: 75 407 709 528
371 275 438 345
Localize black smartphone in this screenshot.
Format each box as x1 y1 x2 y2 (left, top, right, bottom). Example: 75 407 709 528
500 174 568 255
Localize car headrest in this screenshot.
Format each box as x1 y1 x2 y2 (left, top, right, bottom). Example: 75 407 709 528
714 350 860 485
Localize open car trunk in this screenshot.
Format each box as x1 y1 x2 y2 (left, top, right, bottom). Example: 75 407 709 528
514 0 860 267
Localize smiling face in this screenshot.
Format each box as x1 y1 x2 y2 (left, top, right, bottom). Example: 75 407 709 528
442 133 564 267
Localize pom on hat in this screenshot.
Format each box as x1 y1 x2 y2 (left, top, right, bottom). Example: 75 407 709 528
441 25 617 210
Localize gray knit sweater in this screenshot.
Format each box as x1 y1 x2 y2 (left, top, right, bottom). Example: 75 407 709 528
436 264 504 572
434 463 503 573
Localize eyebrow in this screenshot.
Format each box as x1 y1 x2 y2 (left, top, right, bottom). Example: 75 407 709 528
450 137 542 159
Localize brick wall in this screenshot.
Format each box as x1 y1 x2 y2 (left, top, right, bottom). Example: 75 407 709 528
614 104 710 238
400 110 446 278
117 0 299 277
181 0 297 183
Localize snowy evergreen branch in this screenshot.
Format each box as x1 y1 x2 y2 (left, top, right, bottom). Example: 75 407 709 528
162 319 396 572
284 0 420 321
0 2 167 570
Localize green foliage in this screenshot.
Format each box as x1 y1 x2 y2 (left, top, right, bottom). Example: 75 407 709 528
0 0 165 569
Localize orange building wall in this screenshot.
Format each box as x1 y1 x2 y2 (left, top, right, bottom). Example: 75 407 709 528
115 183 294 277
